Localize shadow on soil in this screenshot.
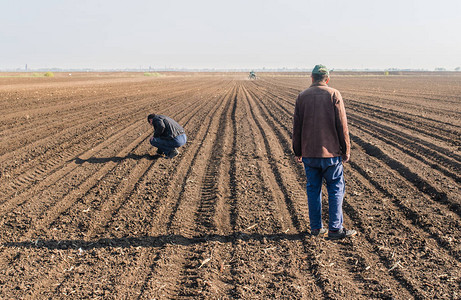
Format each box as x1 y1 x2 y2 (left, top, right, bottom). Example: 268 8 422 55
4 233 307 250
74 153 161 164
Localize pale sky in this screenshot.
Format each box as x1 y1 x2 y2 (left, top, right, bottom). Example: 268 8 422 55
1 0 460 70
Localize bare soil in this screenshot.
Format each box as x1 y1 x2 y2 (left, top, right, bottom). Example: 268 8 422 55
0 72 460 299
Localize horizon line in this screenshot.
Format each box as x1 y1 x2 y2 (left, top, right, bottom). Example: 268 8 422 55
1 67 459 72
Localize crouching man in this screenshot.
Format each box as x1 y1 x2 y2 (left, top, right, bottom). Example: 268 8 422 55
147 114 187 158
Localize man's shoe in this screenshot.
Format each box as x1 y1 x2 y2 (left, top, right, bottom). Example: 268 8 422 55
167 148 179 158
156 149 164 155
328 228 357 240
311 228 328 237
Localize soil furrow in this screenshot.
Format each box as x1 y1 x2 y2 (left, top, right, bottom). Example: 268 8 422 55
347 99 460 146
0 119 150 229
192 88 237 298
343 164 461 299
349 139 461 258
349 114 461 183
348 111 461 165
351 132 461 221
226 85 285 298
135 84 236 299
242 85 333 298
175 86 237 298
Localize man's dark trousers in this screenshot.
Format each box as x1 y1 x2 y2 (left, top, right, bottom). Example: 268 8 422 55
150 134 187 155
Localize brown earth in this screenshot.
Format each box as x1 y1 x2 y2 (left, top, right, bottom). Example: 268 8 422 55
0 72 460 299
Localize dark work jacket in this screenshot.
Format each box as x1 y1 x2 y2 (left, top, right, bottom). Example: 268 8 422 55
292 82 350 158
151 115 185 139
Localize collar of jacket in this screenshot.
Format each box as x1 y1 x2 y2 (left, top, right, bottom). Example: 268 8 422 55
310 82 328 87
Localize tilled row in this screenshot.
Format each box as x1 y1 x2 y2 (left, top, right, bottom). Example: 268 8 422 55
347 113 460 182
346 99 460 147
223 86 322 299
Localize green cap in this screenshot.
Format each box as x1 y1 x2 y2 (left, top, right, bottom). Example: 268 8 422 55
312 64 329 75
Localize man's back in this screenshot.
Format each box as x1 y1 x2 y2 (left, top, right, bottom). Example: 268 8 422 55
292 82 350 158
152 115 185 139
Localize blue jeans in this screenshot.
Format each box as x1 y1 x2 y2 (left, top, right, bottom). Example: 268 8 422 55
150 134 187 154
302 157 344 231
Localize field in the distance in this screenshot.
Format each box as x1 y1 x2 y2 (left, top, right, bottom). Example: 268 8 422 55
0 72 460 299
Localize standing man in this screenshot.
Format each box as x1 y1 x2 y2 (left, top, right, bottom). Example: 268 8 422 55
147 114 187 158
292 64 357 239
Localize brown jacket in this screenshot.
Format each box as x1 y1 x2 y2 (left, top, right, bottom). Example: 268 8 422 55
292 82 350 158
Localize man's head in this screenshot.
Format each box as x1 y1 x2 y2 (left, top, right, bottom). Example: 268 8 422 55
311 64 330 84
147 113 156 125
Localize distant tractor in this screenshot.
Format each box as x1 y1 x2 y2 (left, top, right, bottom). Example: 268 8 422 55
248 71 257 80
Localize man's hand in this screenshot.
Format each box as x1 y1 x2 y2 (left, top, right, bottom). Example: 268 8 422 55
295 156 303 163
342 153 350 163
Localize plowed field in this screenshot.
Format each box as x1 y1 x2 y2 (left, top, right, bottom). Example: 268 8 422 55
0 73 460 299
